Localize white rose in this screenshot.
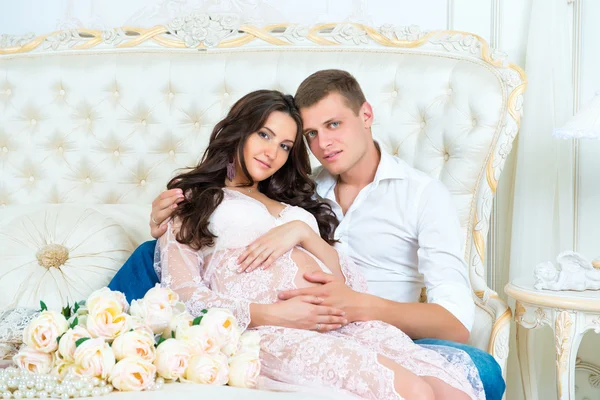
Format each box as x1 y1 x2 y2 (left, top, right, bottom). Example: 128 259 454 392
58 326 91 362
13 346 55 374
227 352 261 389
23 311 69 353
199 309 241 356
111 330 155 362
51 358 76 378
67 304 89 328
175 324 220 356
109 357 156 392
184 353 229 385
73 338 116 379
87 287 129 313
162 310 193 339
86 300 129 340
153 339 190 380
127 317 154 336
143 284 179 307
237 331 261 358
130 298 172 335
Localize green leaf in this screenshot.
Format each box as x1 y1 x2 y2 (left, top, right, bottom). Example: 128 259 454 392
69 317 78 329
61 306 72 319
155 337 166 347
73 302 80 314
201 309 208 314
171 331 175 339
39 301 47 312
75 338 90 347
192 316 202 326
57 334 63 345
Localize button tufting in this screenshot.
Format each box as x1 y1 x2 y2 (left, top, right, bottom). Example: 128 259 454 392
391 90 398 98
57 146 63 153
29 176 35 182
168 92 174 99
85 177 91 184
59 89 65 95
113 150 120 157
86 118 91 125
30 119 37 126
472 118 477 127
169 150 175 157
140 179 147 186
141 119 147 126
194 122 200 129
114 91 120 97
447 88 452 95
223 92 229 97
2 146 7 153
444 153 450 161
420 121 426 128
5 89 12 95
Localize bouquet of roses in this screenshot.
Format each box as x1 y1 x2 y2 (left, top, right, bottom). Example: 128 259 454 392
9 285 260 398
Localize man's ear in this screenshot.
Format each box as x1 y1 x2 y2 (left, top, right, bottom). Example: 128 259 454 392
360 101 374 129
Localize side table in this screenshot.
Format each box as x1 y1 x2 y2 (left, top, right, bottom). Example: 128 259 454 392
505 278 600 400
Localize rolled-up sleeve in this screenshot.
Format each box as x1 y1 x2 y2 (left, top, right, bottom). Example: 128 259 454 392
415 180 475 332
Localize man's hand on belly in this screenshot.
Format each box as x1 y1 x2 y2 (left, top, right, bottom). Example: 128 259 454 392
277 271 367 324
251 295 348 332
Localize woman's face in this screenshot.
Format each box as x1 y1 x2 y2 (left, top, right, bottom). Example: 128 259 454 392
238 111 298 183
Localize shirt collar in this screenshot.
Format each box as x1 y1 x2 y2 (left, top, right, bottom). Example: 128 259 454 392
314 143 405 199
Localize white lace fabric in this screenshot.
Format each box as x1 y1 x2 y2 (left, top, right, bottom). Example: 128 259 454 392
0 308 40 359
155 188 484 399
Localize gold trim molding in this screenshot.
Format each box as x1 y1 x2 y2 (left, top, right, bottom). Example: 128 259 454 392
555 311 573 398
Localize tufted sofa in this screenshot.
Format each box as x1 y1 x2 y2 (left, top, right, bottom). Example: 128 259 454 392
0 15 525 398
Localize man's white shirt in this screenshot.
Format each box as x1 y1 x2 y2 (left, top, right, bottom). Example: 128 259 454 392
312 150 475 332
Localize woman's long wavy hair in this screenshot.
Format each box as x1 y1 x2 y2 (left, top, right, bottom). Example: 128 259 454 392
167 90 339 250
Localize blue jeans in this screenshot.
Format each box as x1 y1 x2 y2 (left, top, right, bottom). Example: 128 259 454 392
415 338 505 400
110 240 505 399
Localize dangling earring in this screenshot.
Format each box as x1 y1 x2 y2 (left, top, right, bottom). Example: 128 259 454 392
226 159 236 181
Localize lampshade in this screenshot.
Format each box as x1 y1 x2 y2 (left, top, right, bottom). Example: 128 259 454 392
553 91 600 139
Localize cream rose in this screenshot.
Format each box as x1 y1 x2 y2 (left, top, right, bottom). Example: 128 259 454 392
162 309 193 339
227 352 261 389
153 339 190 381
127 317 154 335
109 357 156 392
237 331 261 358
58 326 91 362
175 324 220 356
86 300 129 340
199 308 241 356
111 330 155 362
87 287 128 313
144 284 179 307
130 302 183 335
13 346 55 374
23 310 69 353
73 338 116 379
184 353 229 385
51 358 76 378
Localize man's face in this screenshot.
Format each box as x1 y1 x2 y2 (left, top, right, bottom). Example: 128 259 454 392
300 92 373 176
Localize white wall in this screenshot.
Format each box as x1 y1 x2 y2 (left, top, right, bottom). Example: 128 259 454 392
1 1 599 399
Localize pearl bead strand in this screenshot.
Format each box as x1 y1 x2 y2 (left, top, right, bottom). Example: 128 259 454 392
0 367 164 398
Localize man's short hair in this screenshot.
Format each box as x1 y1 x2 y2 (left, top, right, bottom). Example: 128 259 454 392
295 69 367 115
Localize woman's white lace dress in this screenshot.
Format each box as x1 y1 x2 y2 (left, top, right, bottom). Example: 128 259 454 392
155 188 484 400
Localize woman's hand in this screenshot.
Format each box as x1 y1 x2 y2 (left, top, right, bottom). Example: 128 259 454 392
237 220 310 273
149 189 185 238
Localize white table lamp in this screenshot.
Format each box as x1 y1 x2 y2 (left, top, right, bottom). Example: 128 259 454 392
553 91 600 139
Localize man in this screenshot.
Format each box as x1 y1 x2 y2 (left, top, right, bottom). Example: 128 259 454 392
110 70 504 399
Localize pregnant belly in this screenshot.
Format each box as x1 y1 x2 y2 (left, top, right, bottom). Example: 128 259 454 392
290 247 325 289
